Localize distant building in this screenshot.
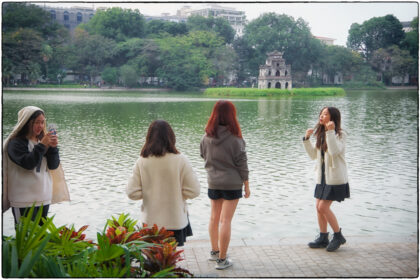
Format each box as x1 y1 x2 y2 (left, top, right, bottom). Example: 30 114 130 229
144 13 186 23
258 51 292 89
314 36 335 46
178 4 247 37
401 21 413 32
41 5 95 33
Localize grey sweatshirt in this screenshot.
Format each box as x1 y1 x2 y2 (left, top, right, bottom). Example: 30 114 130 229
200 125 249 190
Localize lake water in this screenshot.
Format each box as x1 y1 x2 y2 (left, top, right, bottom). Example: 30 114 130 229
2 89 418 241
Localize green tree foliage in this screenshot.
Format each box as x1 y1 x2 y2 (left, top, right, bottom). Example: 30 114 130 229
156 31 223 90
67 28 117 85
120 64 138 87
347 14 405 60
146 20 188 37
3 3 417 90
101 67 119 86
112 38 145 67
370 45 416 85
132 40 162 79
187 15 235 44
85 7 146 41
239 13 319 80
401 17 418 60
346 64 383 88
2 28 44 83
2 3 69 85
211 45 239 86
2 3 56 36
232 37 255 85
107 38 162 85
321 45 364 82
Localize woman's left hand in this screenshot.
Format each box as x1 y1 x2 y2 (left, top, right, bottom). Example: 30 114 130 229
326 121 335 131
243 181 250 198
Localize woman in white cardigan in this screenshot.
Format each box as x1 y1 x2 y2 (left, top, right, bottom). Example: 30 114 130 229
126 120 200 246
303 107 349 252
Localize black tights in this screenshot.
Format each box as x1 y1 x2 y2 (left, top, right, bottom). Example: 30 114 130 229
12 205 50 227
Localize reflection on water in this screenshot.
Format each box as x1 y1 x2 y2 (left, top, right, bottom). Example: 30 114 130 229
2 90 418 239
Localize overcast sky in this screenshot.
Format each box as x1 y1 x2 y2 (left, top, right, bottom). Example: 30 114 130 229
35 1 419 46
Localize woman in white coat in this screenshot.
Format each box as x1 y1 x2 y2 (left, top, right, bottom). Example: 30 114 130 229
126 120 200 246
303 107 350 252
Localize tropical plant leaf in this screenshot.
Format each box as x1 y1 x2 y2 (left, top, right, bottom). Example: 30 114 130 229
15 205 53 260
2 239 11 276
95 233 125 263
34 255 69 277
150 266 177 278
9 242 19 277
3 212 191 278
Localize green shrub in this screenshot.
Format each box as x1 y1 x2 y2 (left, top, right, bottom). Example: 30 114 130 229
203 87 346 97
2 207 192 278
342 81 386 89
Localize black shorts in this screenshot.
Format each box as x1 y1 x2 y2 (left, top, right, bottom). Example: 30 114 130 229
208 189 242 200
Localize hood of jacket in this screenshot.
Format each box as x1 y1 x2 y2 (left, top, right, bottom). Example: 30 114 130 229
209 125 233 145
3 106 44 151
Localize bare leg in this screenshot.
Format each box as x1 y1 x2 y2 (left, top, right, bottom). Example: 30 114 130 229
316 199 328 232
218 199 239 259
317 200 340 232
209 199 223 252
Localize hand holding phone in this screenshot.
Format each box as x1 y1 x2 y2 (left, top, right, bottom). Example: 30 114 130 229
48 123 57 135
47 124 58 147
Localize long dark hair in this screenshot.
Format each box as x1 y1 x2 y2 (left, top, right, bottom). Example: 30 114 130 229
205 100 242 138
16 110 45 140
314 107 342 152
140 120 179 157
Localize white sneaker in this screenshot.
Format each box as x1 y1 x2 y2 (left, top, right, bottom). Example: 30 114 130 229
209 250 219 261
215 258 233 270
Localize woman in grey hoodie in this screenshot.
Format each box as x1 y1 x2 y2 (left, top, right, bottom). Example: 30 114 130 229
200 100 250 270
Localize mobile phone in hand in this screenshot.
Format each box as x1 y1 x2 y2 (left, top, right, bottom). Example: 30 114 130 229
48 123 57 135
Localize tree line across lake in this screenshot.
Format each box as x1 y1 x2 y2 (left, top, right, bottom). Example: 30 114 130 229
2 3 418 90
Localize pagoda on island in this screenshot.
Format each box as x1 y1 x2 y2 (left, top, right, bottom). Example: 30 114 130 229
258 51 292 89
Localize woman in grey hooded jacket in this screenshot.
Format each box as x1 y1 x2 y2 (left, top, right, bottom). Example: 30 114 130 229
200 100 250 270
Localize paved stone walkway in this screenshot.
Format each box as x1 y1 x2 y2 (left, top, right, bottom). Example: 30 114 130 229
178 236 418 278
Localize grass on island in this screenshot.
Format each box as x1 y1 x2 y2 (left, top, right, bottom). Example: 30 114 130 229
203 87 346 97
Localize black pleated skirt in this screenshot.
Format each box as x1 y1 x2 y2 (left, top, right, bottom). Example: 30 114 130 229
168 221 193 247
314 183 350 202
315 152 350 202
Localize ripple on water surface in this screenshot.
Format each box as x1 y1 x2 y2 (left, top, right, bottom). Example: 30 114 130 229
2 90 418 239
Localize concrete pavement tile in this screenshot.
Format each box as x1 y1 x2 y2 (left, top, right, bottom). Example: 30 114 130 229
178 238 417 278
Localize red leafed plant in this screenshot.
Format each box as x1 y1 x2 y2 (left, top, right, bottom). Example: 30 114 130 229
137 224 176 245
106 226 144 244
142 240 192 277
59 225 93 243
105 214 144 245
102 214 193 277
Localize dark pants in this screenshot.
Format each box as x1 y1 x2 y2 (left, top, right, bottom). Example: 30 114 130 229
12 205 50 226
